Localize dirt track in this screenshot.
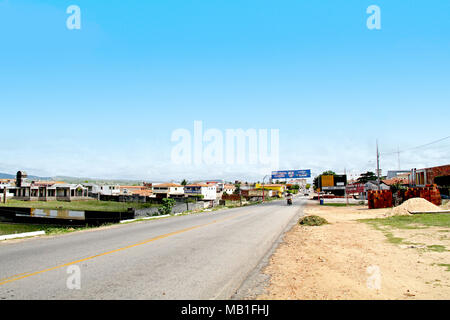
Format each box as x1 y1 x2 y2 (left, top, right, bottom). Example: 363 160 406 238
257 202 450 300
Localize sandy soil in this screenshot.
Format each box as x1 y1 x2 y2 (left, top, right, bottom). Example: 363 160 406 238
257 202 450 300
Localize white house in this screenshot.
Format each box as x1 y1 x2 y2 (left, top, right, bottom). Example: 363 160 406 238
0 183 14 202
223 184 236 195
184 183 217 201
99 185 120 196
82 183 101 194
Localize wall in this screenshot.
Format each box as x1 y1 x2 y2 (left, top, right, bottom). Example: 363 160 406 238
134 201 204 217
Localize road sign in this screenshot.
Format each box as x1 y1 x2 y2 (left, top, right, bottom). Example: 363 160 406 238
271 170 311 179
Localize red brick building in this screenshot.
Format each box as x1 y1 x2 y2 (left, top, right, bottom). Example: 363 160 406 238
410 164 450 186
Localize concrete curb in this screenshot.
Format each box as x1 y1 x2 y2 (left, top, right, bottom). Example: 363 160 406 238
120 214 171 223
0 231 46 241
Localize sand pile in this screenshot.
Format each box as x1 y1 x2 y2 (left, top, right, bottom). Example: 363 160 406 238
442 201 450 210
387 198 442 216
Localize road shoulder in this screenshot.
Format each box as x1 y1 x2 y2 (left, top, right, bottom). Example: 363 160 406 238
256 202 450 299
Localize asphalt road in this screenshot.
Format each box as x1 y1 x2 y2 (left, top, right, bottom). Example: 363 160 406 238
0 197 306 299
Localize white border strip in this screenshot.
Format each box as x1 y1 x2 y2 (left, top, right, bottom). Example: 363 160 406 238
120 214 171 223
0 231 45 241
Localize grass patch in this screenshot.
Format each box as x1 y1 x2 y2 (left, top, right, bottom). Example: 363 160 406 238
383 231 406 245
299 215 329 226
360 214 450 230
427 245 447 252
437 264 450 271
322 203 361 207
361 214 450 248
0 222 104 237
0 199 160 212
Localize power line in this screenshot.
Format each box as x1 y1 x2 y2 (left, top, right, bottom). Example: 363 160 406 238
380 135 450 156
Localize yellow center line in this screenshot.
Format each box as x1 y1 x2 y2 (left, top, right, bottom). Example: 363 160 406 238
0 212 244 286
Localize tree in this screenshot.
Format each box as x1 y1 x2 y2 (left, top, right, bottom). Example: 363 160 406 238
234 183 241 195
357 171 377 184
158 198 176 215
181 179 188 186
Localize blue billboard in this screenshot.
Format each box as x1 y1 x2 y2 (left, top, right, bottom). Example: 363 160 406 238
271 170 311 179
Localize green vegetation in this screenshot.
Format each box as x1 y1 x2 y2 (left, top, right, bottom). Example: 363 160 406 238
361 214 450 251
437 264 450 272
322 203 360 207
383 230 407 245
233 183 241 195
357 171 378 184
427 245 447 252
157 198 176 215
0 199 160 212
361 214 450 230
298 215 329 226
0 222 103 237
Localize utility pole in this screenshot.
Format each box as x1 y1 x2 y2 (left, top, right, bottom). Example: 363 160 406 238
345 168 348 206
397 145 401 170
262 175 269 202
376 140 381 191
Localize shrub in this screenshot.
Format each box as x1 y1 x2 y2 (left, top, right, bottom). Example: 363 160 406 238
298 215 329 226
158 198 176 215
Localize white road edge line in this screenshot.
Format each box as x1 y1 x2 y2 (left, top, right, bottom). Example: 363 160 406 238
120 214 171 223
0 231 46 241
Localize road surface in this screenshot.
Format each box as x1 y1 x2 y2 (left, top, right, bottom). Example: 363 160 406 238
0 197 306 299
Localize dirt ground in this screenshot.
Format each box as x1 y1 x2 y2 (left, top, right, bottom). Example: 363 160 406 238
257 202 450 300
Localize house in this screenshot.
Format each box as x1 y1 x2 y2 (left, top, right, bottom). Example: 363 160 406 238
7 171 88 201
11 183 88 201
364 181 390 191
0 181 14 202
223 184 236 195
83 183 101 195
184 183 217 201
382 177 409 187
0 179 15 186
386 170 411 179
206 181 224 193
99 185 120 196
409 164 450 187
240 183 255 191
152 183 184 198
119 185 153 197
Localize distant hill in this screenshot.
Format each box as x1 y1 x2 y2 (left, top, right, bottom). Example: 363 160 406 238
53 176 142 185
0 173 15 179
0 172 142 185
0 172 52 180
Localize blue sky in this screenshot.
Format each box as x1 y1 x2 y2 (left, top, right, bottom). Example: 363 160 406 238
0 0 449 181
